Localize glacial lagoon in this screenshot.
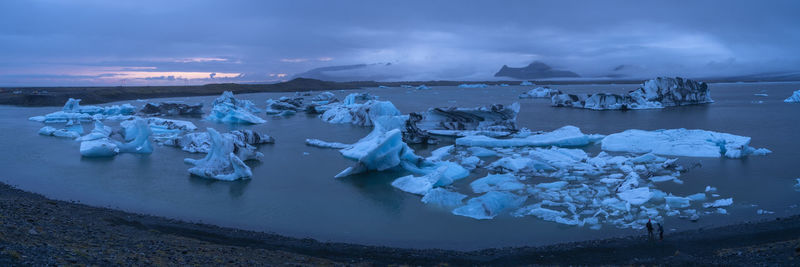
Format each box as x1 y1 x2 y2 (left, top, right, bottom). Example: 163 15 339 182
1 82 799 250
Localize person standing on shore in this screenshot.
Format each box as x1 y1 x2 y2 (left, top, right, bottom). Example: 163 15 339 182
646 219 654 240
657 223 664 241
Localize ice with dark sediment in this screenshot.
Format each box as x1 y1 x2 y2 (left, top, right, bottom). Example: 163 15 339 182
551 77 713 110
265 97 304 115
320 93 402 127
205 91 266 124
120 117 197 143
163 129 272 161
138 102 203 116
184 128 254 181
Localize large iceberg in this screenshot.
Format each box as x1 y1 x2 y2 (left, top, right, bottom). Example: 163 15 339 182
80 139 119 157
519 87 562 98
184 128 253 181
785 90 800 103
205 91 266 124
601 128 771 158
455 125 603 148
139 102 203 116
121 117 197 143
76 121 113 141
551 77 712 110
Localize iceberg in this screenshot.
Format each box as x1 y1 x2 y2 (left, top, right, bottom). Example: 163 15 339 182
29 98 135 123
184 128 253 181
601 128 771 158
164 129 272 160
116 118 153 154
320 97 402 127
138 102 203 116
616 187 652 205
305 139 350 149
335 128 420 177
784 90 800 103
470 173 526 193
205 91 265 124
121 117 197 143
76 121 112 141
80 139 119 157
520 81 534 86
458 83 488 88
452 191 527 220
518 87 562 98
456 125 602 148
409 103 520 137
402 113 438 144
416 85 431 90
265 97 304 115
421 188 467 208
703 198 733 208
38 125 80 139
551 77 712 110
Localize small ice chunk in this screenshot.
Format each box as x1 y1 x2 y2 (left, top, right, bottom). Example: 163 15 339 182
305 139 350 149
452 191 527 220
756 209 774 215
467 147 497 157
427 145 453 161
665 196 691 209
535 181 568 190
687 193 707 201
703 198 733 208
705 186 717 193
421 188 467 208
470 173 525 193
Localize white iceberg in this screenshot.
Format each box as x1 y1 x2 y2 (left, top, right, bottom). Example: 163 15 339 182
80 139 119 157
416 85 431 90
470 173 526 193
518 87 562 98
30 98 135 123
205 91 265 124
458 83 488 88
520 81 534 86
305 139 350 149
703 198 733 208
601 128 771 158
76 121 112 141
184 128 253 181
617 187 653 205
164 129 271 161
116 118 153 154
121 117 197 142
456 125 602 148
784 90 800 103
320 97 402 127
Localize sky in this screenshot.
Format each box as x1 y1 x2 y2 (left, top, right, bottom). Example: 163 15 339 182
0 0 798 86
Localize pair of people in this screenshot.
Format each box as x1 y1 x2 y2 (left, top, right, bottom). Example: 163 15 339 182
645 219 664 240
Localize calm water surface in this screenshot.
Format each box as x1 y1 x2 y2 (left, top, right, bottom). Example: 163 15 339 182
0 82 798 250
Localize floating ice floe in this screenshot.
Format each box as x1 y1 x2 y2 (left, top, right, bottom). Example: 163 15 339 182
794 178 800 192
416 85 431 90
305 139 350 149
184 128 253 181
456 125 603 148
520 81 534 86
138 102 203 116
29 98 135 123
518 87 562 98
785 90 800 103
80 139 120 157
164 129 272 161
38 120 83 139
458 84 488 88
205 91 265 124
552 77 712 110
702 198 733 208
601 128 771 158
421 188 467 208
453 191 528 220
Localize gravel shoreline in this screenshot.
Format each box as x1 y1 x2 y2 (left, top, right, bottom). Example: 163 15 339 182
1 182 798 265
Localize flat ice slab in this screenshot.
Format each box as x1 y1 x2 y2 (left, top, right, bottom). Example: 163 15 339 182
602 128 770 158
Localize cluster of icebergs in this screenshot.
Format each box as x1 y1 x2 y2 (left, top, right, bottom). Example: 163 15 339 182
301 91 771 229
551 77 713 110
518 87 562 98
31 92 276 181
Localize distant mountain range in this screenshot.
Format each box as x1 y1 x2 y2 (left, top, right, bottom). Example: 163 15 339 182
494 61 580 79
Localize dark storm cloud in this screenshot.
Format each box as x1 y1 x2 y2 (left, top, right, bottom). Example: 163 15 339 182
0 0 798 85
